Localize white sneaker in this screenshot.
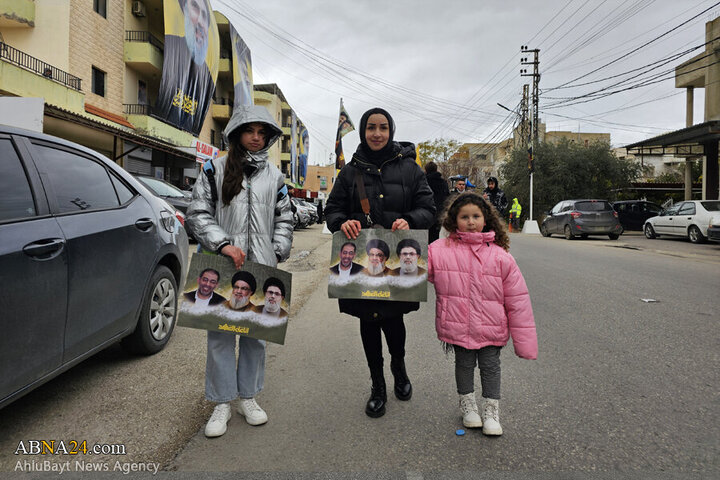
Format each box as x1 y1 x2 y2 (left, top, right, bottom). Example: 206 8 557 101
481 398 503 436
237 398 268 426
459 393 483 428
204 403 231 437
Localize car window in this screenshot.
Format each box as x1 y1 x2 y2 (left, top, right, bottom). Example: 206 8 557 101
678 203 695 215
32 143 119 213
575 201 612 211
614 204 626 212
664 205 680 215
137 176 185 198
644 203 662 214
700 201 720 212
0 138 37 221
560 202 573 213
550 202 562 214
111 174 136 204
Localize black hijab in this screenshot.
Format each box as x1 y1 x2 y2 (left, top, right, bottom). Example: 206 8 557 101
357 107 396 166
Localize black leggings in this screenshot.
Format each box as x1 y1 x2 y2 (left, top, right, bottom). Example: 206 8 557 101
359 315 406 370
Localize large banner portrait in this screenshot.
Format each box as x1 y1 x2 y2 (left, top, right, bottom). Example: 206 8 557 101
178 254 293 345
230 23 253 108
328 230 427 302
298 125 308 186
155 0 219 135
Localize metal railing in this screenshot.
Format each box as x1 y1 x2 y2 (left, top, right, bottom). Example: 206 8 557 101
212 96 232 106
124 103 153 115
125 31 164 52
0 42 82 91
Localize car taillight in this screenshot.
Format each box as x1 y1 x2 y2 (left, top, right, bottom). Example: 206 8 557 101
612 211 618 218
175 210 186 226
570 211 581 219
160 209 183 233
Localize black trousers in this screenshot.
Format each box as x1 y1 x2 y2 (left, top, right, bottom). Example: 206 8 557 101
359 315 406 370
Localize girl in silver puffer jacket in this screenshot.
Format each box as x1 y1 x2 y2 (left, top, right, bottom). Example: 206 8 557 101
187 105 293 438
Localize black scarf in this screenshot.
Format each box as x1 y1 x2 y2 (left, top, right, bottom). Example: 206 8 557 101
356 107 396 167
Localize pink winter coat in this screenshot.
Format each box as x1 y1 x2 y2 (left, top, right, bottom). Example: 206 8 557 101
427 231 537 359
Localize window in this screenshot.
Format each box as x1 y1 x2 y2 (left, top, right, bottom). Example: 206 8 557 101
110 174 135 205
138 80 147 105
31 144 119 213
678 203 695 215
0 139 36 221
93 0 107 18
92 67 106 97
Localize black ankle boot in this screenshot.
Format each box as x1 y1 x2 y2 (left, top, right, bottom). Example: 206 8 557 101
365 368 387 418
390 358 412 401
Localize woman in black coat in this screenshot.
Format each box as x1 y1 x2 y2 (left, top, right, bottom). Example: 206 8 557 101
325 108 435 418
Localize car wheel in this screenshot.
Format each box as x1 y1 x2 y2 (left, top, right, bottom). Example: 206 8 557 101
540 224 550 237
608 233 619 240
688 225 706 244
122 265 177 355
564 225 575 240
644 223 656 239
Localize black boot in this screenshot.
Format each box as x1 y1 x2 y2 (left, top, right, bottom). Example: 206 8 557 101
365 368 387 418
390 357 412 401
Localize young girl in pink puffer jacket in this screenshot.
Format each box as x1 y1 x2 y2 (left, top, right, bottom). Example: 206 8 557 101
428 192 537 436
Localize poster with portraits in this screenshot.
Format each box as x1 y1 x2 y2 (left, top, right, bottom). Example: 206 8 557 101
298 125 309 186
178 254 292 345
155 0 219 135
328 230 427 302
230 23 253 108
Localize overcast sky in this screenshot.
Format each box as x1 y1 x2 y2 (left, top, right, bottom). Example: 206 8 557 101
214 0 720 166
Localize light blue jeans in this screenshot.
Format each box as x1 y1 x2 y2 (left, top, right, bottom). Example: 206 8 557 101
205 330 266 403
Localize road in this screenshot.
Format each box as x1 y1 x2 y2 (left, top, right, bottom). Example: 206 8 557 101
169 229 719 475
1 225 718 478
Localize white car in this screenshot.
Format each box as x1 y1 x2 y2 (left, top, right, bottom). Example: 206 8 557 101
643 200 720 244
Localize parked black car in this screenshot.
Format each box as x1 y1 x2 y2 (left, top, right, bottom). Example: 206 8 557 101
541 199 622 240
612 200 663 231
0 126 189 409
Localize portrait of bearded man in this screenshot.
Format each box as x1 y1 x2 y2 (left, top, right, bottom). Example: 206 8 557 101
361 239 391 277
389 238 426 277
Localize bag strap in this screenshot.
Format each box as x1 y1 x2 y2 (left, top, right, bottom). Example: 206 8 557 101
354 170 373 227
203 160 218 204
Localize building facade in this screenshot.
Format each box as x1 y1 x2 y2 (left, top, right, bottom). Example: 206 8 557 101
0 0 306 187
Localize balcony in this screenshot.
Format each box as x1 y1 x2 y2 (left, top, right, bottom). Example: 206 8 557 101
0 0 35 27
218 51 231 78
212 103 231 121
0 42 84 112
124 31 164 76
123 103 195 146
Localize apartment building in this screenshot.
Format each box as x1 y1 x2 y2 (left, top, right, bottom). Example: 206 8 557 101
0 0 306 186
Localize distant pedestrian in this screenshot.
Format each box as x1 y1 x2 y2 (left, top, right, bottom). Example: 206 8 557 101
427 192 537 436
509 197 522 231
482 176 508 217
424 162 450 243
451 177 467 194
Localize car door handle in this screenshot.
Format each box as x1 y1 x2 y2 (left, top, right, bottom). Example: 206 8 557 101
134 218 154 231
23 238 65 259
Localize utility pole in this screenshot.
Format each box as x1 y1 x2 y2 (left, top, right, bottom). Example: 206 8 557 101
519 84 529 149
521 46 540 222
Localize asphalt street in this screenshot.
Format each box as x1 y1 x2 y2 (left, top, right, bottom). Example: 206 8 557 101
1 224 718 479
170 228 719 475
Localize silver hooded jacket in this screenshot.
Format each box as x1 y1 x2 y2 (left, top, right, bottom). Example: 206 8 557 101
186 105 293 267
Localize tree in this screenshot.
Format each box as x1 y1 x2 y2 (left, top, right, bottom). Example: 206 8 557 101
499 138 641 220
417 138 462 167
